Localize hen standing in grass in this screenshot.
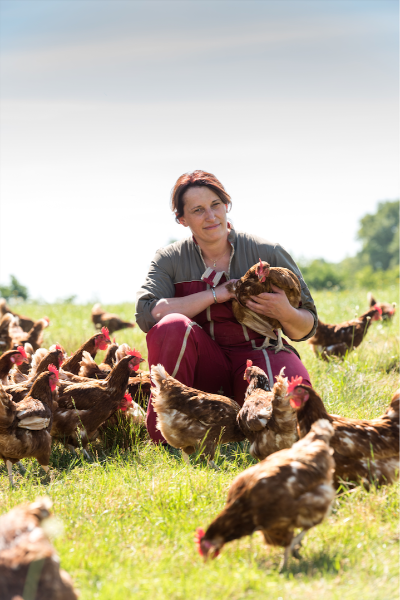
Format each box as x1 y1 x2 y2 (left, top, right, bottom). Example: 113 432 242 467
151 363 245 466
0 346 29 385
11 317 50 351
92 303 135 334
287 378 400 487
237 361 298 460
0 364 59 485
0 497 78 600
51 349 144 453
61 327 111 375
308 305 382 360
5 345 66 402
195 419 335 571
227 259 301 352
0 298 35 332
367 292 396 321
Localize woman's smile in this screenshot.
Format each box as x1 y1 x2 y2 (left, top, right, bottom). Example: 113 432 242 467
204 223 221 230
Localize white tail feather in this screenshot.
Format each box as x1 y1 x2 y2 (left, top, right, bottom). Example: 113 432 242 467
150 364 168 390
92 303 104 315
24 343 34 356
115 343 130 363
30 348 49 377
18 416 50 430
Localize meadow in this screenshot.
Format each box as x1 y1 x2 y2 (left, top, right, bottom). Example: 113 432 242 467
1 286 399 600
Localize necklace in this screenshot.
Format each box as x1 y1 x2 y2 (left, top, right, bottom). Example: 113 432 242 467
208 247 229 268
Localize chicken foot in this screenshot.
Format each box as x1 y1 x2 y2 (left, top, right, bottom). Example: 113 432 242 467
182 451 191 466
274 329 291 354
280 529 307 572
41 464 55 483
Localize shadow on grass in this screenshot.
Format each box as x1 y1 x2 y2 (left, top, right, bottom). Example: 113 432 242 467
255 549 343 577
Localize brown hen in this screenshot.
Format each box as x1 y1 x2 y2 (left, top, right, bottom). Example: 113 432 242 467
367 292 396 321
287 380 399 487
92 303 135 334
0 347 30 385
237 361 298 460
308 305 382 360
0 497 78 600
0 366 59 485
51 350 144 453
196 419 335 571
61 327 111 375
151 364 245 466
0 297 35 332
227 259 301 352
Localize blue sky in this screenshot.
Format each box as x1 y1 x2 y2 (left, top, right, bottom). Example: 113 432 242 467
0 1 398 303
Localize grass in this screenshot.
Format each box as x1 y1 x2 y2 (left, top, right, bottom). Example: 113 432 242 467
1 285 399 599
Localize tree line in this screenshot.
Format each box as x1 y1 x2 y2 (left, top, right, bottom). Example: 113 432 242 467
299 200 399 290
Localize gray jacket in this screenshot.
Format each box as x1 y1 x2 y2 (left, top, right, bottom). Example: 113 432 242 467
135 225 317 340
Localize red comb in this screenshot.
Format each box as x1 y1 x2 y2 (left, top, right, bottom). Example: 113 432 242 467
44 316 50 324
17 345 28 359
258 258 264 271
287 375 303 395
246 359 252 368
372 304 382 315
120 393 133 411
195 528 205 556
55 344 63 351
48 364 59 378
113 337 116 344
127 348 142 359
101 326 110 340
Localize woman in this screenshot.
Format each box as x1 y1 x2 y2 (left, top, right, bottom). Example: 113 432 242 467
136 170 317 443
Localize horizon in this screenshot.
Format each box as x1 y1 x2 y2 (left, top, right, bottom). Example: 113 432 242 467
0 0 398 303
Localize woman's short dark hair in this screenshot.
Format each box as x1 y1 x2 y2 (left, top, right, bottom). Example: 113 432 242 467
171 170 232 223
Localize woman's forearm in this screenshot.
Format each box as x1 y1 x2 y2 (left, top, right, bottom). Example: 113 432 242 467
151 290 214 322
280 307 314 341
150 280 237 323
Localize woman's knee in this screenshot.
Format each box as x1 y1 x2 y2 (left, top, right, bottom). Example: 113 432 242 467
146 313 200 348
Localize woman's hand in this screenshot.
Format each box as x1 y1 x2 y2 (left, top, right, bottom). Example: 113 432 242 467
245 284 314 340
245 284 292 320
214 279 238 303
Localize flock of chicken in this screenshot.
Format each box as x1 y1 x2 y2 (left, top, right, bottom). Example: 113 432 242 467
0 267 398 597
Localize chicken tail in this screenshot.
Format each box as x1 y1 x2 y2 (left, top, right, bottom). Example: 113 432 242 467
78 350 99 377
92 303 104 316
115 343 131 363
150 364 169 390
272 367 288 398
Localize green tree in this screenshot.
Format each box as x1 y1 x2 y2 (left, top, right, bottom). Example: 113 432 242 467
0 275 29 301
357 200 399 270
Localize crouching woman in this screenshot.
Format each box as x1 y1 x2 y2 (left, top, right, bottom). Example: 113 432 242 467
135 170 317 443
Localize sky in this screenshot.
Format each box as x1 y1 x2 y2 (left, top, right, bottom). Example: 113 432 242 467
0 0 398 303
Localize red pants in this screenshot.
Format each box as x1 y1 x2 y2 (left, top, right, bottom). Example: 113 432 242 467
146 313 311 443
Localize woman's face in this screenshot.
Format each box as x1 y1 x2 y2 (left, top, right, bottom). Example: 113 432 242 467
178 186 228 244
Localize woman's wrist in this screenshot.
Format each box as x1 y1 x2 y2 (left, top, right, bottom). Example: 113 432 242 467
210 288 218 304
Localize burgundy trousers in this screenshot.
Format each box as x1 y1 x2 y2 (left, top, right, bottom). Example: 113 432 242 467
146 313 311 444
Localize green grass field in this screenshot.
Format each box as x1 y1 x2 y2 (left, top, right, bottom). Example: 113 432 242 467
1 286 399 600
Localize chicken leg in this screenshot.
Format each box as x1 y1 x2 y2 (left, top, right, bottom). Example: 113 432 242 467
280 529 307 572
274 329 291 354
6 460 14 486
